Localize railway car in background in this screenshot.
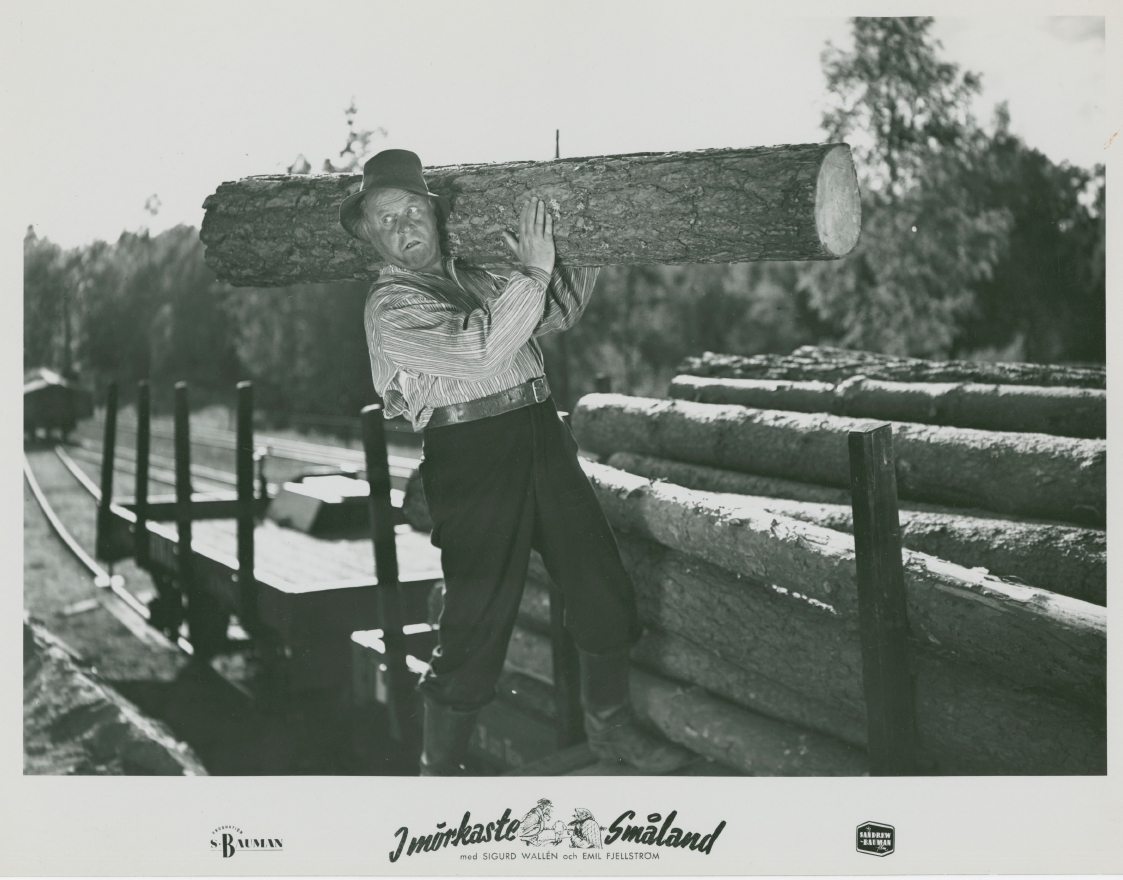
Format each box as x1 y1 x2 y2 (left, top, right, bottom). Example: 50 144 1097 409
24 368 94 440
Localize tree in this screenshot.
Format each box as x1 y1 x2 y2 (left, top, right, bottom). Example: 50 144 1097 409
224 280 376 418
801 17 1013 358
23 227 70 370
958 106 1105 363
288 100 388 175
820 18 983 199
561 262 822 399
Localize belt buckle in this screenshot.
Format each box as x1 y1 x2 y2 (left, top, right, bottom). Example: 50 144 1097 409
531 377 548 403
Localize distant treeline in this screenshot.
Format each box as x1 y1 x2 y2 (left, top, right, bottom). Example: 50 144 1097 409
23 18 1104 420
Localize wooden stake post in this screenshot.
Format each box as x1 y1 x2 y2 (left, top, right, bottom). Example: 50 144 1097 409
94 382 118 562
133 381 150 567
361 403 414 741
173 383 200 653
135 378 185 636
847 423 919 775
549 592 586 748
548 371 611 748
235 381 258 633
176 383 229 658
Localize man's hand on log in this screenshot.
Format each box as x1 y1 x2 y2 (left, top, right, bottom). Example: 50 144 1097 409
502 197 555 276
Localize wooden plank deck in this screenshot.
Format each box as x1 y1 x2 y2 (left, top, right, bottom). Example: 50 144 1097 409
62 441 442 589
191 518 442 588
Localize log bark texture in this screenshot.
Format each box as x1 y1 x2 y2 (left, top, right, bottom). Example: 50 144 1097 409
671 374 1106 439
604 451 1057 522
574 394 1105 526
483 610 870 775
584 461 1105 708
607 452 1105 605
628 668 869 776
492 535 1103 773
24 621 209 776
200 145 861 287
631 627 869 747
630 610 1104 774
678 345 1106 389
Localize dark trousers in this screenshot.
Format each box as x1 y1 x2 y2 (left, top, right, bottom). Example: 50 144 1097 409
417 398 640 711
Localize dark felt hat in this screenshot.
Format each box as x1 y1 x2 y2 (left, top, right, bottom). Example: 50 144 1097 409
339 149 450 240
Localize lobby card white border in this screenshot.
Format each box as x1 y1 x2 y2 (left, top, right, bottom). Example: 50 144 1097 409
0 0 1120 875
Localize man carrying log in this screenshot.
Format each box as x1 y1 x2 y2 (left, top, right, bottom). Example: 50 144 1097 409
339 149 690 775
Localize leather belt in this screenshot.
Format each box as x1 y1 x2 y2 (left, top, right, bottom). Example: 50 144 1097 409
425 377 551 430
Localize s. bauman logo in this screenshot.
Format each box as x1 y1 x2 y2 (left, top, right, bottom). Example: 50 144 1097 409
209 826 284 858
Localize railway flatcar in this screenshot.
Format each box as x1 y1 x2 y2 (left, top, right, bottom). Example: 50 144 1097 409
23 368 94 440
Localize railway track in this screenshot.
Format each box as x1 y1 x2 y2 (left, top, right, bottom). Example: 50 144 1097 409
32 421 429 656
23 446 256 697
95 419 420 476
78 421 421 502
65 440 235 493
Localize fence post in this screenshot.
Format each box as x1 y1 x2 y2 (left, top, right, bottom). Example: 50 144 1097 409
361 403 412 741
174 383 195 650
594 374 612 394
133 380 150 567
549 590 586 748
95 382 117 561
254 446 268 502
848 423 919 776
235 381 258 633
176 383 225 658
174 383 193 582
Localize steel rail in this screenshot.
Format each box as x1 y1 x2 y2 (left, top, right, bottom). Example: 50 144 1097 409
74 436 238 485
65 443 233 493
91 419 420 474
23 451 195 655
25 449 265 705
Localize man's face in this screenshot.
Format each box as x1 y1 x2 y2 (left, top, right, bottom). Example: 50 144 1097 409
362 187 443 273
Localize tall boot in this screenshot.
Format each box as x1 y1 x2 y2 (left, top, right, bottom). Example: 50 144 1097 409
579 647 693 774
419 696 478 776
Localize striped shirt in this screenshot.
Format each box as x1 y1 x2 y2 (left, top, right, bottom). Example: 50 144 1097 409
364 260 599 430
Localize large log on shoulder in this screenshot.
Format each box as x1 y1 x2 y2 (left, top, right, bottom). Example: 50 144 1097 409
199 145 861 287
670 374 1106 439
582 460 1106 709
679 345 1106 390
607 452 1105 605
573 394 1105 526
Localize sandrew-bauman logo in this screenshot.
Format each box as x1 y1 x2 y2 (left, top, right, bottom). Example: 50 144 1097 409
210 825 284 858
856 821 895 856
389 798 725 862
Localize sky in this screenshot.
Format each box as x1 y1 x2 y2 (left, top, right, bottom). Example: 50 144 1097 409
4 1 1110 249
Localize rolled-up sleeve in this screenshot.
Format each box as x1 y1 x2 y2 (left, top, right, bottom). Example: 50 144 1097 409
373 271 548 382
534 265 600 336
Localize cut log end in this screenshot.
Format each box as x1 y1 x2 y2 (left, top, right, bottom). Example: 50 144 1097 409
815 146 862 257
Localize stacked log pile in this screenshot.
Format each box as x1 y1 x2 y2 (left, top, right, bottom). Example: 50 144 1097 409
678 345 1106 390
574 394 1105 526
605 452 1104 605
425 549 868 775
566 347 1106 775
